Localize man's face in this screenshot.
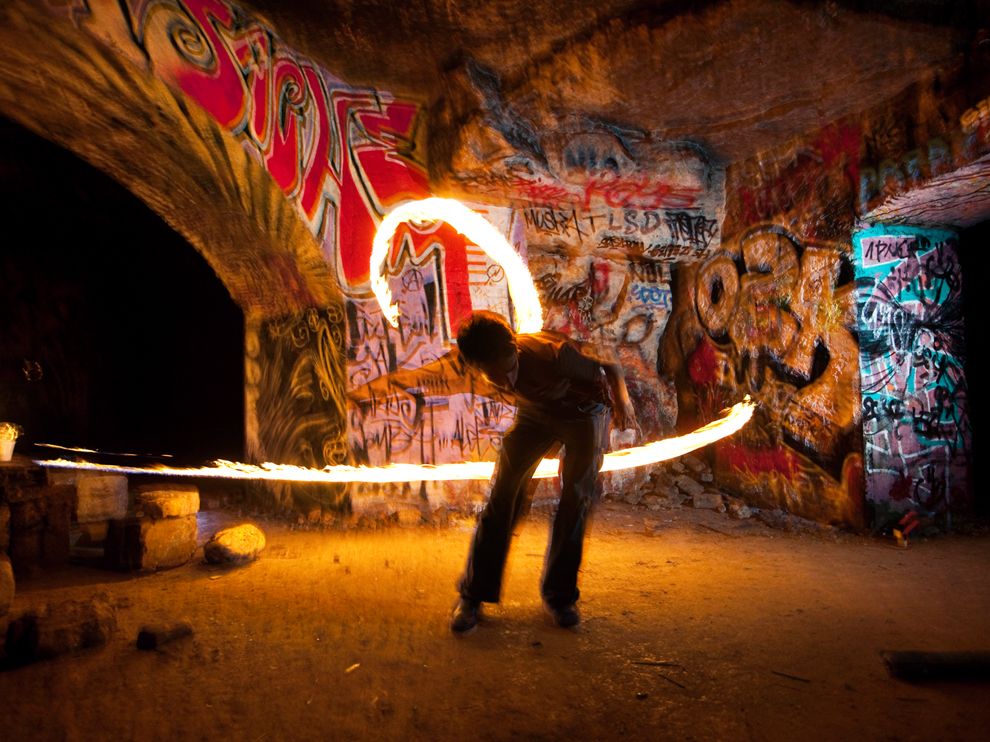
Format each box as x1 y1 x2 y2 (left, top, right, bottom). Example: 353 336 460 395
476 347 519 389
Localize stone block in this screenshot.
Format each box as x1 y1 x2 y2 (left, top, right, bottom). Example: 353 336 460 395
46 470 77 488
682 455 707 474
674 475 705 497
76 473 128 523
4 593 116 663
692 492 724 510
655 484 683 501
104 515 197 572
135 484 200 519
0 554 14 617
8 486 72 575
204 524 265 565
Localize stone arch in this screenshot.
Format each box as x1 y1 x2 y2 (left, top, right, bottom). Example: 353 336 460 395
0 3 350 511
0 2 339 319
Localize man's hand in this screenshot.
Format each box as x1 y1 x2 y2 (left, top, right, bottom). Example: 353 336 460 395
603 361 642 440
614 398 642 440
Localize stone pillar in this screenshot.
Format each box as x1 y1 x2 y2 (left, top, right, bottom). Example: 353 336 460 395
244 305 349 512
853 225 972 524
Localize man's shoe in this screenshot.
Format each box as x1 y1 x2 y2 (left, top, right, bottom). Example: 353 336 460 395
545 602 580 629
450 598 480 634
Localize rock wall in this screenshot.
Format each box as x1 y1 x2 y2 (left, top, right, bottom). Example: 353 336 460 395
519 143 725 439
666 52 990 526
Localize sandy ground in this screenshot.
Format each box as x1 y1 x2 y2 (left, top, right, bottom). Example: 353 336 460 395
1 501 989 742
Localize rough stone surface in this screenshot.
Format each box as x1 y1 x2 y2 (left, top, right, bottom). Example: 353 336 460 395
642 495 662 511
76 473 128 523
204 524 266 565
674 475 705 498
670 461 687 475
682 455 707 474
135 484 200 519
46 470 76 488
622 491 643 506
700 471 715 484
395 508 424 526
5 594 116 663
8 485 73 575
692 492 724 510
0 554 13 618
104 516 198 572
654 484 682 501
725 496 755 520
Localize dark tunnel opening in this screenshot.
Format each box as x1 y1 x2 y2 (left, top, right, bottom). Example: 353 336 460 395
0 116 244 465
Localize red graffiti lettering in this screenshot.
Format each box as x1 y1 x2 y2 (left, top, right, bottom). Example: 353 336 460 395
174 0 248 130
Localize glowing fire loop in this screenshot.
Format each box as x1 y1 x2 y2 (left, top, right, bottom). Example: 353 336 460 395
36 398 754 482
34 198 755 484
370 197 544 333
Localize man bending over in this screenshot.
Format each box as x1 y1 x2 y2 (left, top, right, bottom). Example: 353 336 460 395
450 311 637 633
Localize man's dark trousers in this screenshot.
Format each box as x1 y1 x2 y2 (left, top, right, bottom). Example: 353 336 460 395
459 407 610 608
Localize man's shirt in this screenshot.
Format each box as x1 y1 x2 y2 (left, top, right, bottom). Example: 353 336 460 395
493 332 610 418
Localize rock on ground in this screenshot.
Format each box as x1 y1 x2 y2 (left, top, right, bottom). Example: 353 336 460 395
674 475 705 498
4 593 116 664
692 492 724 510
204 524 266 565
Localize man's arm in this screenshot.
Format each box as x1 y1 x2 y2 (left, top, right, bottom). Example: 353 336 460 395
348 349 513 406
557 341 639 433
602 360 639 434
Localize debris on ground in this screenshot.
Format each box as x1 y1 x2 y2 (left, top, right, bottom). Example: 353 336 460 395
136 620 194 650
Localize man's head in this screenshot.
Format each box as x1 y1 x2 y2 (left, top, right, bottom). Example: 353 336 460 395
456 311 519 387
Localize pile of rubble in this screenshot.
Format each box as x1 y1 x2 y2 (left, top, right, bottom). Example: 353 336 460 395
604 455 841 537
606 454 754 519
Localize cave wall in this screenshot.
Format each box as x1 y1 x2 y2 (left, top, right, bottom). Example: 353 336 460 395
662 50 990 526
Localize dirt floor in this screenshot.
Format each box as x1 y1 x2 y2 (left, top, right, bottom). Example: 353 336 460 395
1 500 989 742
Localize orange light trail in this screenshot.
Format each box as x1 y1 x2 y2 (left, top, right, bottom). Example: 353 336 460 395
36 398 754 482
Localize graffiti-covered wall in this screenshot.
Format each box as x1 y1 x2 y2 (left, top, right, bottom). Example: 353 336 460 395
662 226 865 525
853 226 971 520
519 141 725 439
676 50 990 525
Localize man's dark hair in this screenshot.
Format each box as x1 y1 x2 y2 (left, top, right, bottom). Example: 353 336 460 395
456 311 516 366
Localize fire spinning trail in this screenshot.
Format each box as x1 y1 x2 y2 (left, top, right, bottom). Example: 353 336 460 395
36 198 754 483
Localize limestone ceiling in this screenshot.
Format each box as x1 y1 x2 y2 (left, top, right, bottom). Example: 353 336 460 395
243 0 986 192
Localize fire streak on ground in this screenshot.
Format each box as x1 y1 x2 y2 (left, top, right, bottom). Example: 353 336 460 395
36 398 754 483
